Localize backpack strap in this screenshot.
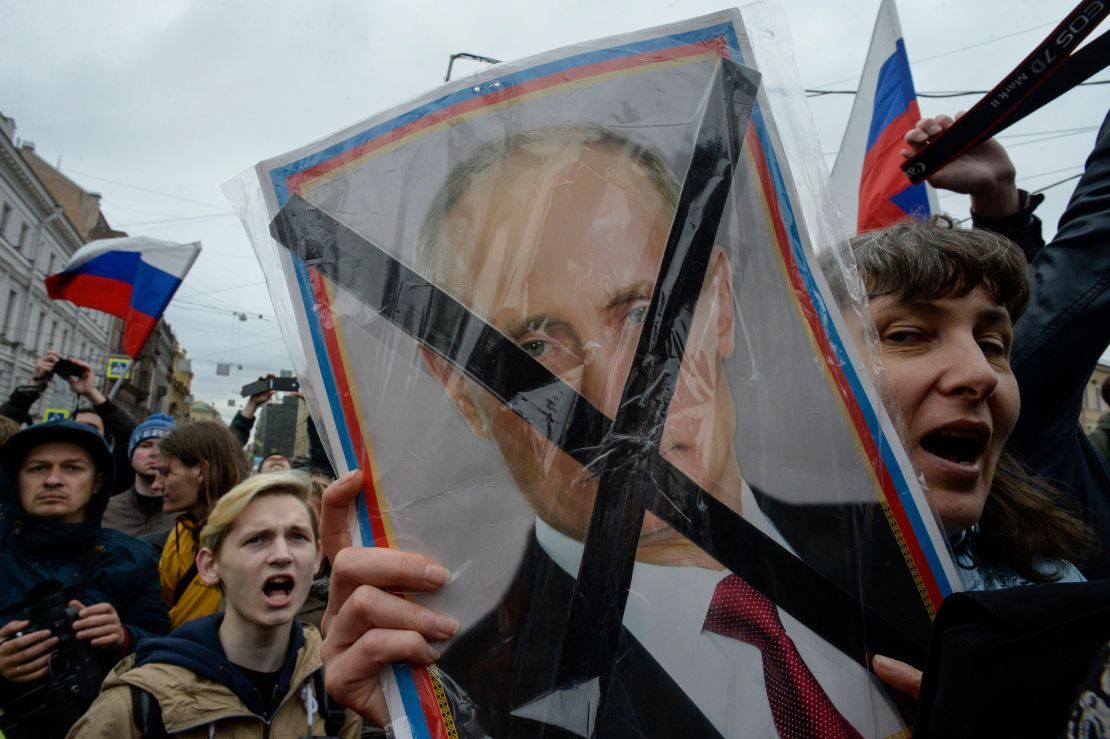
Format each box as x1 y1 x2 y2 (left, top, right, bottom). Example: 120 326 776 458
130 685 168 738
312 668 347 736
172 561 198 605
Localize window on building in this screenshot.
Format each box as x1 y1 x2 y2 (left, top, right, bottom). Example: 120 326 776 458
35 309 46 353
45 252 55 274
18 223 30 250
1 290 13 338
0 203 11 239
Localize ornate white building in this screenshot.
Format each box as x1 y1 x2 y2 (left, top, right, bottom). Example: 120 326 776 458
0 112 120 416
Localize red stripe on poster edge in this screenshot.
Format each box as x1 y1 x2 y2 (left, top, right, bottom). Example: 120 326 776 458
308 276 450 733
308 270 391 549
411 666 451 739
745 125 944 610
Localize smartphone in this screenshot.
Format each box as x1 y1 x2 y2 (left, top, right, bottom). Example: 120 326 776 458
240 376 300 396
53 358 84 380
272 376 300 393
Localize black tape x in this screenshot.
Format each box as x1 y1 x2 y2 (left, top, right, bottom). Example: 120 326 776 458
271 58 925 732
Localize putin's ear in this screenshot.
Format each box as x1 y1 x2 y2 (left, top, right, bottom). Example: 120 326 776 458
709 245 735 360
196 548 220 587
418 346 490 439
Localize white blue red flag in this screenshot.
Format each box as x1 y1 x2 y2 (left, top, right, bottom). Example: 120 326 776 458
832 0 937 233
45 236 201 357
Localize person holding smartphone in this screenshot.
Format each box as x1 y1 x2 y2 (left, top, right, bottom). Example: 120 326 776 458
0 351 137 493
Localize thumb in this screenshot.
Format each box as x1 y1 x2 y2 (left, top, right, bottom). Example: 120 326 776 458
872 654 922 698
320 469 363 562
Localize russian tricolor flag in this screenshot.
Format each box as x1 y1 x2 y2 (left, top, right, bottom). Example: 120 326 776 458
45 236 201 357
832 0 938 233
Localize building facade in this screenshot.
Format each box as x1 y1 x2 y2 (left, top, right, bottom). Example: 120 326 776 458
0 112 193 423
255 394 300 458
190 400 221 422
167 350 193 423
107 318 194 423
0 113 119 418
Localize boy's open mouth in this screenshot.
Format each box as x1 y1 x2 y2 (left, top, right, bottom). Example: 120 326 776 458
262 574 295 605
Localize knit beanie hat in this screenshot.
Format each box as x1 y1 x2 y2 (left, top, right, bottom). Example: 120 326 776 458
129 413 176 460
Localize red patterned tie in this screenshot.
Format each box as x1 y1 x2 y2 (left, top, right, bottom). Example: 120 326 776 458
703 574 863 739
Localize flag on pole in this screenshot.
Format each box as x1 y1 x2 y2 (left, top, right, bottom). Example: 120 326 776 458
831 0 937 233
45 236 201 357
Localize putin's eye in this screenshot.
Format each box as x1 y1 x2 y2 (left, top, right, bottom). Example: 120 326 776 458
625 304 649 325
521 339 550 359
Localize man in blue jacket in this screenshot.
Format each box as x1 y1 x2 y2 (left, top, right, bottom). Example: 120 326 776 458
0 420 169 738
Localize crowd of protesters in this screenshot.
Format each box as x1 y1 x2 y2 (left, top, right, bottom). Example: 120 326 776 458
0 363 350 736
0 105 1105 738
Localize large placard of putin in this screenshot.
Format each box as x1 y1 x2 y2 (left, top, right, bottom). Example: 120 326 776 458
231 7 963 738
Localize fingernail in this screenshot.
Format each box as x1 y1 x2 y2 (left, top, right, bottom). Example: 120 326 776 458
434 614 460 636
426 643 440 661
342 470 357 482
425 564 449 584
872 654 891 670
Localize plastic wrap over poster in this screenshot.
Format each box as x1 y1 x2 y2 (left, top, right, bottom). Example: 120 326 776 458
229 5 962 738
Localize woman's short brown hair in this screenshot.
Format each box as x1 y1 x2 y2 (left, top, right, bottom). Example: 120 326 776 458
160 420 250 523
850 215 1030 321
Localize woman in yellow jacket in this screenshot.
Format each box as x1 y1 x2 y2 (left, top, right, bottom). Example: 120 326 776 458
152 420 249 629
68 472 361 737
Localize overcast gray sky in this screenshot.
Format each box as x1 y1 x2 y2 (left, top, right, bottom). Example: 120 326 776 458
1 0 1105 419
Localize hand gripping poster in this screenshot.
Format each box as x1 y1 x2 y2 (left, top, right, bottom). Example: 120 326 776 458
229 5 963 738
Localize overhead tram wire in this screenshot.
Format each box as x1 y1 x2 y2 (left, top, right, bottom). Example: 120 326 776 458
170 301 277 320
63 169 230 211
810 19 1060 89
177 281 266 300
111 212 236 228
1031 173 1083 195
806 79 1109 98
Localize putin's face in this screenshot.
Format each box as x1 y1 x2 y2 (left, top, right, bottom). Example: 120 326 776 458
424 141 740 554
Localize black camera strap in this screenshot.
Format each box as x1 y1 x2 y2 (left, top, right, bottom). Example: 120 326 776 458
311 668 347 737
130 685 168 739
902 0 1110 184
172 562 198 605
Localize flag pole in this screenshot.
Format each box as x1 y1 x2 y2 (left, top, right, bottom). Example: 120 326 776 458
107 360 132 401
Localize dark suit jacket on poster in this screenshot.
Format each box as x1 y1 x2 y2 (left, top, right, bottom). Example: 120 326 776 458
440 529 723 739
437 491 922 738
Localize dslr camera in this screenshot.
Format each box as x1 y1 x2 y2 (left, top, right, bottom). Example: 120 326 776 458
0 581 104 738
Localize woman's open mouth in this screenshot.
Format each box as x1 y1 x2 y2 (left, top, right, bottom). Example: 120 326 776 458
918 423 991 487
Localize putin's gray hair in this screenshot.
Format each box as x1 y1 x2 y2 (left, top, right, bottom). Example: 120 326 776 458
413 123 680 284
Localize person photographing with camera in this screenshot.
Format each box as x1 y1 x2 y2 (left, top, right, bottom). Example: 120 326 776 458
0 420 169 738
0 350 138 494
